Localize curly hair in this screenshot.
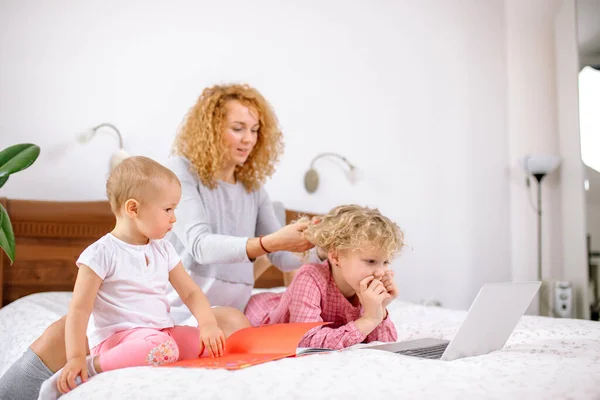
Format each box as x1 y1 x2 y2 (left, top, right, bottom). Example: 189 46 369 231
172 83 284 191
298 205 404 260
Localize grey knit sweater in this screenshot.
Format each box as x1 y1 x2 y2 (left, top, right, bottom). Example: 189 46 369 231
165 156 318 285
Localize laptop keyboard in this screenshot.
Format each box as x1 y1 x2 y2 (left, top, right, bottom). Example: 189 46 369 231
395 343 449 359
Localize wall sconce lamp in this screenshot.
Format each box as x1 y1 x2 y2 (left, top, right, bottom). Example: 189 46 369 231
304 152 361 194
77 123 130 171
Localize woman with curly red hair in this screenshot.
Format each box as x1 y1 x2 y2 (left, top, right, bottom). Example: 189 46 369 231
0 83 321 400
166 84 323 321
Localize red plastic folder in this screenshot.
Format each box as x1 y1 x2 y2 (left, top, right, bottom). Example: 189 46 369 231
162 322 327 370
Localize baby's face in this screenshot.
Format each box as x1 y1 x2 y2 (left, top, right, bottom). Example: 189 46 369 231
338 247 390 293
136 180 181 240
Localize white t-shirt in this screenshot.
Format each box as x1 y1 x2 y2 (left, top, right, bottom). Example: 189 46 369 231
77 234 181 348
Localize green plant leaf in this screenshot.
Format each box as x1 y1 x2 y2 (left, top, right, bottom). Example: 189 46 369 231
0 143 41 176
0 203 15 264
0 172 8 189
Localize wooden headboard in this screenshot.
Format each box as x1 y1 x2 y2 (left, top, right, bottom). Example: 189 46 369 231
0 198 313 308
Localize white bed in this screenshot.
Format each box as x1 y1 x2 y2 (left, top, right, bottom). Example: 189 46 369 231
1 291 599 400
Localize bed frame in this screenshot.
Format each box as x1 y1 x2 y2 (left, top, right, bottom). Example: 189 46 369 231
0 198 313 308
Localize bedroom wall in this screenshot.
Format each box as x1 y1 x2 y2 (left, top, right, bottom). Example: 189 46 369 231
554 0 589 319
504 0 589 318
0 0 582 313
505 0 564 314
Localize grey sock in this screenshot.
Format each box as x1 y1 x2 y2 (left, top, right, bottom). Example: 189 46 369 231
0 348 53 400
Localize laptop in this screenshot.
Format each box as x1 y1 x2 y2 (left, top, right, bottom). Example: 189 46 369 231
365 281 541 361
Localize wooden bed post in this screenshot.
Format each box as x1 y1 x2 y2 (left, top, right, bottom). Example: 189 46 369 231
1 199 116 307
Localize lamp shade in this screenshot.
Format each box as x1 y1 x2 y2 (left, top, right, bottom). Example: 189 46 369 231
523 154 562 175
77 128 96 144
344 166 363 184
110 149 131 171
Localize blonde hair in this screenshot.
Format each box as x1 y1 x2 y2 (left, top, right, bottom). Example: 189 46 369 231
172 83 284 192
106 156 180 214
300 205 404 260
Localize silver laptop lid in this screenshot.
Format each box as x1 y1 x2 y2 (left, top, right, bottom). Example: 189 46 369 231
441 281 541 361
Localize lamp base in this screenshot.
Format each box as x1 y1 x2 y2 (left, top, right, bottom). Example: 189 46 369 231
304 169 319 193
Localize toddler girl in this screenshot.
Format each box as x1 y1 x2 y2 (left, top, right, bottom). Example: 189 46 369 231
39 156 225 399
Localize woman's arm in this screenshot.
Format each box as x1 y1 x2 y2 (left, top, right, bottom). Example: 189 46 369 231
171 157 288 263
172 161 259 264
254 188 320 271
171 158 315 264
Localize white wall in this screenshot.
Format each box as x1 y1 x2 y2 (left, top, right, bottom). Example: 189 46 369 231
504 0 589 318
0 0 512 310
3 0 586 315
505 0 564 315
554 0 589 319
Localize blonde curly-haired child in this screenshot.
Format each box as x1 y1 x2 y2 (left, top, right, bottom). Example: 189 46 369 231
245 205 404 350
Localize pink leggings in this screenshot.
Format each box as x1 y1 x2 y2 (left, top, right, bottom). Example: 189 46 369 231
90 326 203 372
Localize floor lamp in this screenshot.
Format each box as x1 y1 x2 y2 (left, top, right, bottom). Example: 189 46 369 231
524 154 562 316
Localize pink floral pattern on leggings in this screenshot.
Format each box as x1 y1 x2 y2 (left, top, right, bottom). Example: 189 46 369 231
146 339 179 366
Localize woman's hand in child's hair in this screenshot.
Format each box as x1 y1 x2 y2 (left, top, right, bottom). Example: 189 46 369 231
357 276 389 323
263 221 314 253
199 323 226 357
381 270 398 309
58 356 88 394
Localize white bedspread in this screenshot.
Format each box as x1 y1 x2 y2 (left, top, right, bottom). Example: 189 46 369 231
1 292 599 399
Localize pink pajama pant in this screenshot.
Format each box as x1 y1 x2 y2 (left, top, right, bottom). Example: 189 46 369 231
90 326 203 372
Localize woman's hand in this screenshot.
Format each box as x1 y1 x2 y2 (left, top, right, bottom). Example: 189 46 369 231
262 222 314 253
